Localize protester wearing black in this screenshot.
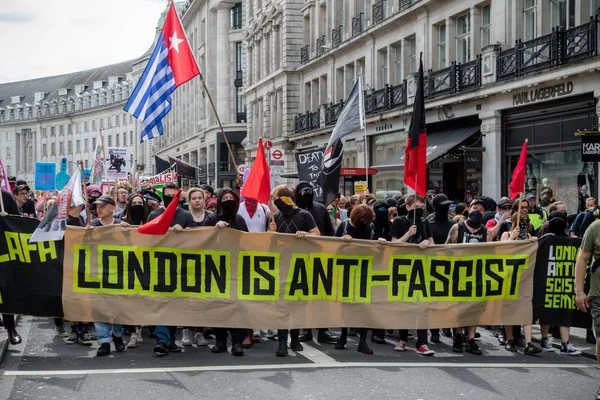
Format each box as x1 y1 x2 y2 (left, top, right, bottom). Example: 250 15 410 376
446 205 488 355
16 180 35 216
0 190 22 345
334 204 375 354
147 197 197 229
385 195 434 355
294 181 338 344
427 194 455 342
122 193 150 225
203 187 248 356
370 200 392 344
270 185 320 357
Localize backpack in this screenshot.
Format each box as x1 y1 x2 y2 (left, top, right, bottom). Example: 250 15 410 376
341 219 375 240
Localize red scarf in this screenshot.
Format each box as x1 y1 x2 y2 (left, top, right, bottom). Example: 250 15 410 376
245 197 258 218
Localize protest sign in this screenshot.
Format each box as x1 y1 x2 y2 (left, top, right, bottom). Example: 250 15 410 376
62 227 537 328
34 162 56 191
295 148 325 203
55 158 70 190
106 147 128 180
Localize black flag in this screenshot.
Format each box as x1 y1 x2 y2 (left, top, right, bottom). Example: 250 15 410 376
155 155 171 174
321 78 364 206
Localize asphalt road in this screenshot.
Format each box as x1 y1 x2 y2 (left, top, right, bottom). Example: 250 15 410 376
0 317 598 400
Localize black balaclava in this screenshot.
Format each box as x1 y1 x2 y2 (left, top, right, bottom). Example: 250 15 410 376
548 211 568 236
295 181 314 210
129 205 144 225
217 187 240 221
466 210 483 229
432 194 451 222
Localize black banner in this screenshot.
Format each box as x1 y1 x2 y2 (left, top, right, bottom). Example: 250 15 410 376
155 155 172 174
533 235 592 328
168 156 197 180
0 216 63 318
581 134 600 162
295 148 325 203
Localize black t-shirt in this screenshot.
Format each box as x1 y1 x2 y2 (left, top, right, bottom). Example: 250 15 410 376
306 202 334 236
274 208 317 234
2 190 19 215
390 216 431 244
67 215 84 227
202 212 249 232
457 222 487 243
334 220 373 240
429 219 456 245
91 218 121 227
147 207 197 228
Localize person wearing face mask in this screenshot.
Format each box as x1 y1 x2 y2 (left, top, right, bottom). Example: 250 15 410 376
334 204 376 355
381 195 434 356
294 182 338 344
424 190 435 217
121 193 149 226
202 187 249 356
445 200 489 356
86 185 102 222
269 185 320 357
142 189 161 212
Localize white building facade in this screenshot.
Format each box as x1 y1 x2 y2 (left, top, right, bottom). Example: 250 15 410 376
0 60 147 186
245 0 600 215
152 0 248 189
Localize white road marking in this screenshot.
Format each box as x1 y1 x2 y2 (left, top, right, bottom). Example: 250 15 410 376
3 362 598 377
298 342 340 364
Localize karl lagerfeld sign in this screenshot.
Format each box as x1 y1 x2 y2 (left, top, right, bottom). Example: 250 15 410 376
581 135 600 162
512 81 574 106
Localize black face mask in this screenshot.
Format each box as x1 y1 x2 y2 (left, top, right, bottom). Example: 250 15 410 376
549 213 568 235
407 208 424 221
88 196 99 205
354 221 367 230
296 192 313 209
434 204 450 221
163 195 174 208
129 205 144 225
274 198 295 216
374 207 388 222
466 210 483 229
220 199 237 218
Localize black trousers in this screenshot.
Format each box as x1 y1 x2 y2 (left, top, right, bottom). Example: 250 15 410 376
399 329 428 347
2 314 15 330
214 328 244 345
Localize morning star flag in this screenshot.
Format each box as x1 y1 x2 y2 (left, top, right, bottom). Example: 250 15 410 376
404 53 427 197
321 78 364 206
90 131 104 184
124 2 200 143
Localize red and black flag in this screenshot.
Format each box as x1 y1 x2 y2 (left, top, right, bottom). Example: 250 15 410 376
404 53 427 196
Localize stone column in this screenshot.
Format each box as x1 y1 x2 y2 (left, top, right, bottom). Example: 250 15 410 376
216 4 233 124
480 111 502 200
19 131 25 173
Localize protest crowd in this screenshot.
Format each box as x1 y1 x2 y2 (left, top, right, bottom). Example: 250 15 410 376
1 177 599 365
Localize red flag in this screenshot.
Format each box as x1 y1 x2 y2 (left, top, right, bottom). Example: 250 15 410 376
136 189 182 235
161 2 200 86
241 138 271 204
404 54 427 196
508 140 528 200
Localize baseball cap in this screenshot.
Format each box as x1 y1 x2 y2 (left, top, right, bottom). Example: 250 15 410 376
87 185 101 196
470 199 485 207
143 190 161 204
426 190 436 197
93 196 116 207
498 197 512 208
433 194 452 206
525 193 535 200
13 184 30 194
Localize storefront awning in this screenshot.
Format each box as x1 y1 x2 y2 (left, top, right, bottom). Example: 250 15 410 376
372 126 480 170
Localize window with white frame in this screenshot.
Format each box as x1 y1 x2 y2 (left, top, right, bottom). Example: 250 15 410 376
456 12 471 64
551 0 575 29
378 47 388 88
438 24 447 69
524 0 537 41
393 43 402 84
481 4 491 48
408 37 416 73
595 0 600 15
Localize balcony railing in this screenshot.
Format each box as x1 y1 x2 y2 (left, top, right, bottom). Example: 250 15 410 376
316 35 326 56
332 25 343 47
428 65 456 98
325 100 344 126
300 45 310 64
373 0 386 25
308 109 320 129
365 85 390 114
457 57 481 92
352 13 363 37
208 164 215 174
234 70 243 87
219 161 235 173
294 108 321 133
198 165 207 177
399 0 413 11
390 81 407 108
498 17 598 81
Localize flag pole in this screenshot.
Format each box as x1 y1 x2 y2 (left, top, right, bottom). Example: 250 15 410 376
359 71 369 190
80 161 91 223
199 75 241 184
515 138 528 235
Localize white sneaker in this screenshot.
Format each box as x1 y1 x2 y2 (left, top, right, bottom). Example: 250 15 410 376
195 332 208 346
135 327 143 343
181 329 193 346
394 341 407 351
540 338 554 352
127 334 139 348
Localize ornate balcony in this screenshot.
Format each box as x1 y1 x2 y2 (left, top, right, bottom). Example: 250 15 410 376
373 0 386 25
352 13 363 37
316 35 326 56
300 45 310 64
332 25 343 47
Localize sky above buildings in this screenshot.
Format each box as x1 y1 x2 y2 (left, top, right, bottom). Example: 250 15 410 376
0 0 168 83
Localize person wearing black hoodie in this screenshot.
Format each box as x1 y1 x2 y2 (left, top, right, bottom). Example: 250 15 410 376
294 182 338 344
202 187 249 356
370 200 392 344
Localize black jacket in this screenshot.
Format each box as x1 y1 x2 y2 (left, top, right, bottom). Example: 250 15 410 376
202 187 248 232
